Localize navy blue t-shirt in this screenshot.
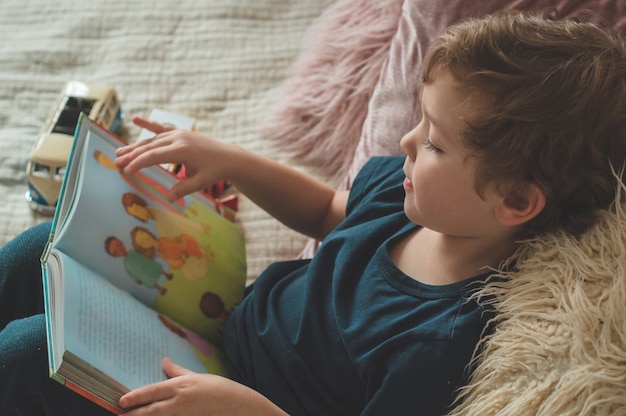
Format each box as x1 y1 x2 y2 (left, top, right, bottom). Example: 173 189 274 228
223 157 492 415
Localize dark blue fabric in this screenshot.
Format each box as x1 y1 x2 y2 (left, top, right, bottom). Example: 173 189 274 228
1 157 492 416
0 221 113 416
223 157 493 416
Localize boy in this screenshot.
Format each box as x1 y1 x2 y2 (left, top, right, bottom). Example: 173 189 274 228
1 10 625 416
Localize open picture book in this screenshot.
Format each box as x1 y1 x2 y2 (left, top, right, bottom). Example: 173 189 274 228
40 115 247 413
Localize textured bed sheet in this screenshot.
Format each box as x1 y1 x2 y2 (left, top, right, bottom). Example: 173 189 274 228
0 0 333 282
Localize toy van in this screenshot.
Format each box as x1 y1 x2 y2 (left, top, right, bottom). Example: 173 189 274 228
26 81 124 214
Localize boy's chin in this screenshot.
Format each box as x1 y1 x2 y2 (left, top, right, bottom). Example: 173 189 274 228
402 203 421 226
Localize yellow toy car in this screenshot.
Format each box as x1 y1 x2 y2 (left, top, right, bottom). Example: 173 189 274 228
26 81 124 214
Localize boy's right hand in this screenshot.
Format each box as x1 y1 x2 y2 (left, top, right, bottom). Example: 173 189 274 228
132 116 177 136
118 116 344 240
115 116 241 202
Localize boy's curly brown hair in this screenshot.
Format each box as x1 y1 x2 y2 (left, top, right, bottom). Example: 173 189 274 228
423 10 626 237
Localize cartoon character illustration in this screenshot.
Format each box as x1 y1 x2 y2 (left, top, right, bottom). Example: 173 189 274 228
121 192 181 238
93 149 120 171
93 149 182 210
199 291 231 321
156 314 230 376
130 226 205 273
122 192 215 272
157 314 213 357
122 192 154 222
104 236 172 295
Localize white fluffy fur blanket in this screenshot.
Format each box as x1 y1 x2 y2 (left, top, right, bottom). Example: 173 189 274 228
451 191 626 415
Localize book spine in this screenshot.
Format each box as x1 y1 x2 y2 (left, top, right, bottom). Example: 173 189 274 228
63 378 123 414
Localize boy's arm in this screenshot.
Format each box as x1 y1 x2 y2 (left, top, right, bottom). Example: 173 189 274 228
229 149 349 240
116 117 348 240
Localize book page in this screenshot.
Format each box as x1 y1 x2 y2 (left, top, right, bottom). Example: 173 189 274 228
53 249 224 390
50 120 246 342
42 252 65 372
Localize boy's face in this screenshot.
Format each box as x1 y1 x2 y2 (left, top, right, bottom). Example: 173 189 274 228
400 69 505 238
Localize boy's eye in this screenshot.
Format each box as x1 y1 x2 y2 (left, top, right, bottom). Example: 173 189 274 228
422 138 442 153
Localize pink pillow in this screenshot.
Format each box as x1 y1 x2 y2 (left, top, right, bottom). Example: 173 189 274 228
268 0 625 259
346 0 626 186
262 0 403 183
264 0 625 189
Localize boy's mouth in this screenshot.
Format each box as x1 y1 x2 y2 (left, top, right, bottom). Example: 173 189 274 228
403 177 413 192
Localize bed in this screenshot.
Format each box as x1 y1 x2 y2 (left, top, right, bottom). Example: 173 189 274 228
0 0 335 282
1 0 625 414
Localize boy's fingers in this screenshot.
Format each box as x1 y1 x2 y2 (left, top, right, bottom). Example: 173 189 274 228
162 357 194 378
132 115 175 134
119 382 170 409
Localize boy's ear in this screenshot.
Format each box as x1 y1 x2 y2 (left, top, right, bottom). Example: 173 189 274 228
495 183 546 226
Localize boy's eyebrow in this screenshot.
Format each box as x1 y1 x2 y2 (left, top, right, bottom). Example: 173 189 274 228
422 106 444 133
422 107 435 127
419 87 442 130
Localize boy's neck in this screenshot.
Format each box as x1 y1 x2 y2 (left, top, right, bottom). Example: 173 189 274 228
389 227 517 286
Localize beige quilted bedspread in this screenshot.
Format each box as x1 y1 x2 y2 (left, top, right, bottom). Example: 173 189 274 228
0 0 333 282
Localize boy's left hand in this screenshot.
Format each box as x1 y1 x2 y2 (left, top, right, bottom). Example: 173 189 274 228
119 357 287 416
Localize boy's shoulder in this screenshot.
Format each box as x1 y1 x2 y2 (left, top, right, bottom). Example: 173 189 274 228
354 156 404 187
347 156 405 213
361 155 404 176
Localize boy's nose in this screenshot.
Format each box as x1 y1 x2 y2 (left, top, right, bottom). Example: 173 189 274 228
400 124 422 158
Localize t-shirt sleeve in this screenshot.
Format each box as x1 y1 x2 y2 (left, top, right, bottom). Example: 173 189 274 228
346 156 405 217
